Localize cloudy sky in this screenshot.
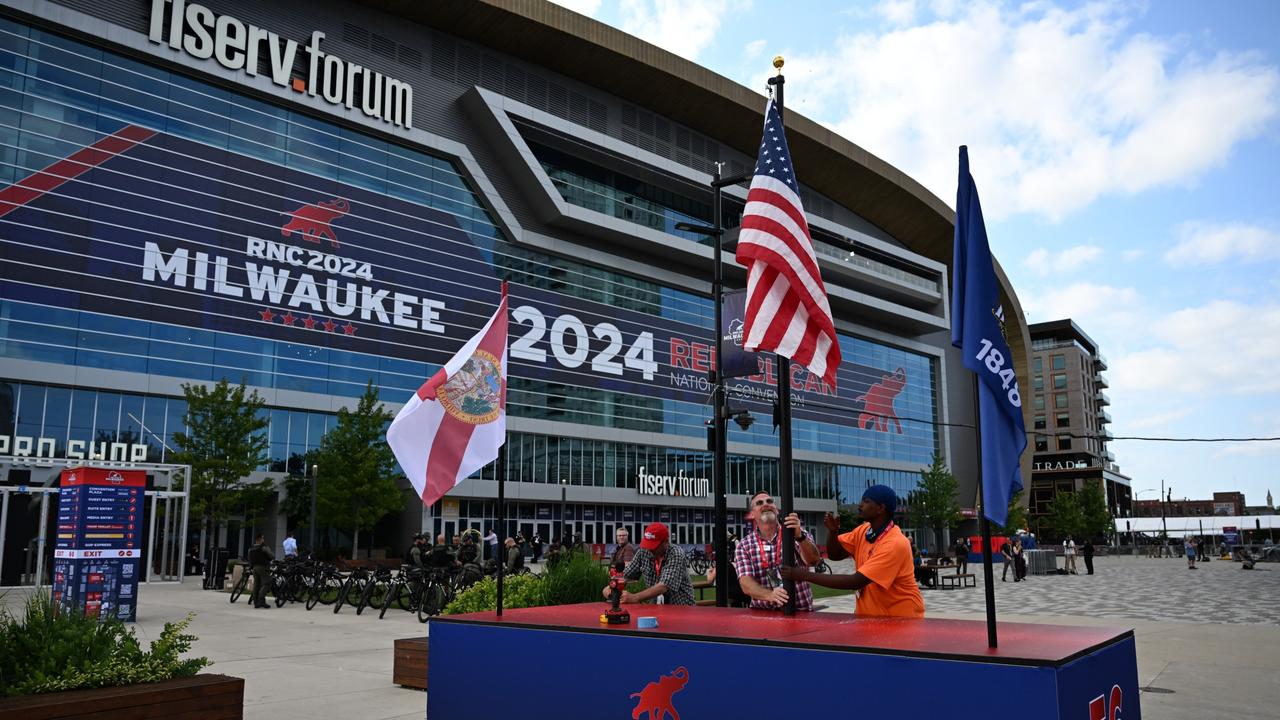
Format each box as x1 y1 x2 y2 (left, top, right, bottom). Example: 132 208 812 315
554 0 1280 507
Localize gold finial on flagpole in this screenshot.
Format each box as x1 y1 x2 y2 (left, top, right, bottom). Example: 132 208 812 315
773 56 785 74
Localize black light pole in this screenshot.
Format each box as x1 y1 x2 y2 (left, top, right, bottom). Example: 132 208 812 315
560 478 568 546
677 171 750 608
496 442 507 616
308 463 318 556
1161 479 1168 545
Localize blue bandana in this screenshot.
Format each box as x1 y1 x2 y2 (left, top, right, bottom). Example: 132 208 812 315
862 484 898 515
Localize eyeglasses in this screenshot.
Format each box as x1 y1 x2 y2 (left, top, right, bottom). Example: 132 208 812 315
753 497 774 507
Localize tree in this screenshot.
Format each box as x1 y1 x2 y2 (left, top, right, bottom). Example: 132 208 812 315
1044 489 1085 540
1077 480 1113 541
992 489 1028 536
312 383 403 558
914 455 962 552
170 380 269 557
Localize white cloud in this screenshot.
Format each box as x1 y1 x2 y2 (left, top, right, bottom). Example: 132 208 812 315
876 0 920 26
619 0 747 61
1110 300 1280 395
744 39 767 58
757 3 1280 221
548 0 602 17
1164 222 1280 266
1122 249 1144 261
1022 244 1103 275
1019 282 1140 325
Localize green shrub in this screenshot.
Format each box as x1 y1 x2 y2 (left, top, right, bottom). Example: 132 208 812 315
541 553 610 606
443 554 612 615
443 573 544 615
0 595 210 697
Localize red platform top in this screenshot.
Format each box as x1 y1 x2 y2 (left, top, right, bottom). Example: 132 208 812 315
438 603 1131 666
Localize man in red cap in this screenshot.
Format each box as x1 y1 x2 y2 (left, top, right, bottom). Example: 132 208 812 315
600 522 695 606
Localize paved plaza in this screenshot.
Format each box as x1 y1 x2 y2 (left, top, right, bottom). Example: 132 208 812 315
822 551 1280 625
2 553 1277 719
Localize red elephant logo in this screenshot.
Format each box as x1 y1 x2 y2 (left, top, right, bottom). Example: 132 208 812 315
630 666 688 720
1088 684 1123 720
281 198 349 248
855 367 907 434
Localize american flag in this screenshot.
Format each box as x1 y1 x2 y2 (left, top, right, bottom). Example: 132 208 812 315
734 99 841 387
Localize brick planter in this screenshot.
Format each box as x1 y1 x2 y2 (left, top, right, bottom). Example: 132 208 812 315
0 674 244 720
393 637 429 690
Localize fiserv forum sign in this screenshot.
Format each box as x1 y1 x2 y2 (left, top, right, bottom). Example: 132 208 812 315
148 0 413 129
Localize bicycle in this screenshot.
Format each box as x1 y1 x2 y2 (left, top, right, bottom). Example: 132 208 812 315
229 563 250 604
355 564 393 615
379 565 427 620
688 548 712 576
333 565 372 614
305 562 345 611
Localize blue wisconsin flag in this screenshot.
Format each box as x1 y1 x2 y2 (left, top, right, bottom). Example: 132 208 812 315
951 146 1027 527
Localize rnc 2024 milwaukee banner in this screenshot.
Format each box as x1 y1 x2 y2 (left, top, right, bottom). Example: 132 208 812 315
0 125 929 436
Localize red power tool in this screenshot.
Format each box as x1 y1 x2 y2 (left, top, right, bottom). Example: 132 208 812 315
600 569 631 625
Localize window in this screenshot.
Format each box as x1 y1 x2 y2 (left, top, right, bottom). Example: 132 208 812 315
1053 373 1067 389
1033 357 1043 373
1033 375 1044 391
1056 413 1070 428
1034 395 1046 411
1057 435 1072 450
1034 416 1046 430
1052 354 1066 371
1055 393 1069 409
1035 435 1048 452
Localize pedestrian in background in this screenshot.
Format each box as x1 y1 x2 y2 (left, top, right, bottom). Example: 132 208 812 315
483 527 498 562
1012 538 1026 582
1185 537 1197 570
531 532 544 563
282 531 298 559
1083 538 1095 575
1063 535 1077 575
953 535 969 575
248 533 273 609
1001 538 1014 581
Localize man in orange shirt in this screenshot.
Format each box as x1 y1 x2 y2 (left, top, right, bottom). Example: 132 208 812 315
782 485 924 618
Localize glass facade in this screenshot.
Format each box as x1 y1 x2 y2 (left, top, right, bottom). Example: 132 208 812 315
0 18 941 504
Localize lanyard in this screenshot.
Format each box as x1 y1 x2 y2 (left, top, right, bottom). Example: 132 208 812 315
653 554 663 577
757 528 782 570
865 520 895 544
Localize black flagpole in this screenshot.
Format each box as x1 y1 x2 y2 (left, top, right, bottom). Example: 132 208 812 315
768 58 798 617
496 441 507 617
973 365 998 647
496 282 509 617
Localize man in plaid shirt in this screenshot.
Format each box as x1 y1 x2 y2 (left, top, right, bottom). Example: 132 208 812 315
733 491 821 611
601 522 695 606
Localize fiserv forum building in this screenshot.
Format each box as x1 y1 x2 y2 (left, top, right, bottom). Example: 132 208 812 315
0 0 1033 571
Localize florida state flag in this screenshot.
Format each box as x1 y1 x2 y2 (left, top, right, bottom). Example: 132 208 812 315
388 283 508 507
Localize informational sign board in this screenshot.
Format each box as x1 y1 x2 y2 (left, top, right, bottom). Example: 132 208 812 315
50 467 146 622
1222 526 1239 547
1 126 932 442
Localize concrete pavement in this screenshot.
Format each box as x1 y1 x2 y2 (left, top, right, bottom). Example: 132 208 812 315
2 554 1277 719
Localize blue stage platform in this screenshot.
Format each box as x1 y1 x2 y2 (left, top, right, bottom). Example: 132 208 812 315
428 603 1139 719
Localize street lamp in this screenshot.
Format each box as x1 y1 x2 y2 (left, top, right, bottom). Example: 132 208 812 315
1135 489 1157 554
309 464 318 556
674 169 751 609
560 478 568 546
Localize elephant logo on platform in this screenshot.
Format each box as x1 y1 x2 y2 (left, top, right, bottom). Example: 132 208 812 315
281 197 349 248
629 666 688 720
1088 684 1123 720
855 367 907 434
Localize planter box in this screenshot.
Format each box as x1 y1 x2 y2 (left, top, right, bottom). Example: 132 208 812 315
393 637 429 690
0 674 244 720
